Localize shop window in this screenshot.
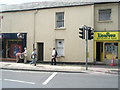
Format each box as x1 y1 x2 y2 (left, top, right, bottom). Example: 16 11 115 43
105 43 118 58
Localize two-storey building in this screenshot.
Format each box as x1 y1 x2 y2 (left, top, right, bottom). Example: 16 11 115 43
0 1 120 64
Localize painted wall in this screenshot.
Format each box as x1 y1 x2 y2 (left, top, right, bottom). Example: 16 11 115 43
34 5 94 62
1 3 119 63
94 3 119 31
94 3 119 63
1 5 94 63
2 11 35 59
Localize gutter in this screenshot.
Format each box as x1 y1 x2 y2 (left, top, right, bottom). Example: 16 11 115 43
1 3 94 13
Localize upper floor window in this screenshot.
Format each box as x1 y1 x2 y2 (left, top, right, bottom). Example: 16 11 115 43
56 12 64 28
99 9 111 21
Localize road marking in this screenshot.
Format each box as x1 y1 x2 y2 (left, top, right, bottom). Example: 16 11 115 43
42 72 57 85
4 79 35 84
2 70 50 74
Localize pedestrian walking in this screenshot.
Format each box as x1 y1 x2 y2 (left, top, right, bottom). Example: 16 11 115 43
30 48 37 66
16 53 21 63
51 48 57 65
23 47 27 63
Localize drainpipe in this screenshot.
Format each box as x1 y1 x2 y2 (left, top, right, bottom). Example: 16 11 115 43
0 16 3 32
33 10 38 49
0 15 3 58
92 4 96 64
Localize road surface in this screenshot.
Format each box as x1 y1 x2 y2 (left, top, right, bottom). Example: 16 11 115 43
1 69 118 88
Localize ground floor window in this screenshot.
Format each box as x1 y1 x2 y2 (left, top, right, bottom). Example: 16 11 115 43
56 39 64 56
8 42 22 58
2 40 23 58
1 33 27 59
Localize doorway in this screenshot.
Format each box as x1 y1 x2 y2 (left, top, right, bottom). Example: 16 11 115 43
96 42 103 62
37 43 44 61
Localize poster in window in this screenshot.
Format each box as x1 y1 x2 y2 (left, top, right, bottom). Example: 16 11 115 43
10 44 22 58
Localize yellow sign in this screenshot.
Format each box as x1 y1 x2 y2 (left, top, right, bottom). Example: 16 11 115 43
94 32 120 41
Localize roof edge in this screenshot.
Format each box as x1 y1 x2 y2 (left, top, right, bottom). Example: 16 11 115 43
94 1 120 4
1 1 120 13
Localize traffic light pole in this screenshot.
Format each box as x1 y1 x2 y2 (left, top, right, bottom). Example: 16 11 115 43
79 25 93 70
85 27 88 70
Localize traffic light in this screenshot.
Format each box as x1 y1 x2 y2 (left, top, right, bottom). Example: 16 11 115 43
88 28 94 40
79 27 85 39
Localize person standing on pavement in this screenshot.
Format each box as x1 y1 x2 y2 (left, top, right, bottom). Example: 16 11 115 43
23 47 27 63
30 48 37 66
51 48 57 65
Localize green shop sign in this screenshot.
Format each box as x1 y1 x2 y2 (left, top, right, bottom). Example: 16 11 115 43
94 32 120 40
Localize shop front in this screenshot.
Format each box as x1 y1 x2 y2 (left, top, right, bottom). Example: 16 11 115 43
0 33 27 61
94 31 120 64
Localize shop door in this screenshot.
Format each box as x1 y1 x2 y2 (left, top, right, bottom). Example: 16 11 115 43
37 43 44 61
96 42 103 61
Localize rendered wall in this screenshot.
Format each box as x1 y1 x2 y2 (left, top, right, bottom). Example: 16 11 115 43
1 5 94 62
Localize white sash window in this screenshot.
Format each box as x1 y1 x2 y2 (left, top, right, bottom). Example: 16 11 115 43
56 12 64 28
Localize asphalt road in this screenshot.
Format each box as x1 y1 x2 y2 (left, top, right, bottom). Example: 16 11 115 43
0 69 118 88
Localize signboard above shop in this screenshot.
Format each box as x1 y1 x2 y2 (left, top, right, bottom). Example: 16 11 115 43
94 31 120 41
0 33 26 39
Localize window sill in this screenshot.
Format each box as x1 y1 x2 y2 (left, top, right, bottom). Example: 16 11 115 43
98 20 112 23
55 27 66 30
57 56 65 58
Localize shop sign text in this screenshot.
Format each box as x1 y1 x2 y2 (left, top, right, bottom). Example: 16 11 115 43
94 32 119 40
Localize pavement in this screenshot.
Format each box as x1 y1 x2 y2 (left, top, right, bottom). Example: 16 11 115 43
0 61 119 74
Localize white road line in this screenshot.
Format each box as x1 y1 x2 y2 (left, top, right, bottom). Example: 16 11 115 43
42 72 57 85
3 70 50 74
4 79 35 84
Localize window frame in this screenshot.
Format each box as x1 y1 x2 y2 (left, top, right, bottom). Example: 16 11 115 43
55 12 65 29
98 9 112 22
55 39 64 57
